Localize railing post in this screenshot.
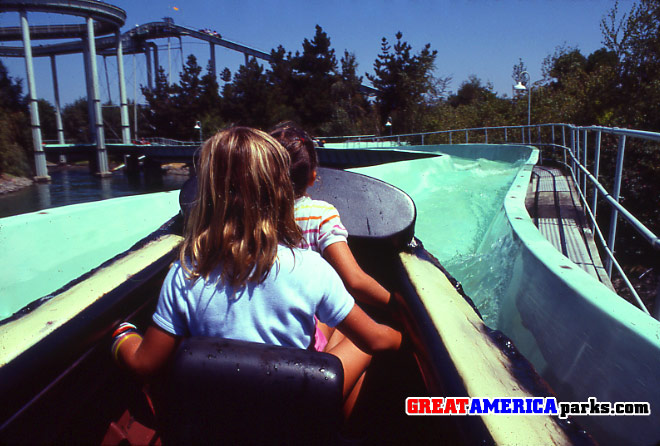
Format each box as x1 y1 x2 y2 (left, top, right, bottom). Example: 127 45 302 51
591 131 602 232
522 127 525 144
504 127 508 142
465 130 469 143
571 127 580 175
562 126 566 147
537 125 541 143
485 128 488 144
551 125 555 146
581 129 588 195
449 132 452 144
421 134 425 145
570 128 576 173
576 129 581 170
605 134 627 276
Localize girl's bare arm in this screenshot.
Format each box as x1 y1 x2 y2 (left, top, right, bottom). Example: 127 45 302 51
116 324 180 378
335 304 402 354
323 242 392 308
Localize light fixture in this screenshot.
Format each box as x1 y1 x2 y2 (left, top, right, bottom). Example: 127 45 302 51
513 71 532 142
514 81 527 91
385 117 393 136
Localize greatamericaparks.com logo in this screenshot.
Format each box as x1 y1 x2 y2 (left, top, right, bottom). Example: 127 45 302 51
406 397 651 419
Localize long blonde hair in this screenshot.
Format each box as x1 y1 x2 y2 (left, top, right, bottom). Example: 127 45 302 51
180 127 302 288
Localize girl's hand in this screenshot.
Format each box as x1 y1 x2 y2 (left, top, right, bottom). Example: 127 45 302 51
336 304 402 354
112 323 180 378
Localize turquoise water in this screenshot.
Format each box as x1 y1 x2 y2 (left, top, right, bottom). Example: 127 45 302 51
353 154 523 325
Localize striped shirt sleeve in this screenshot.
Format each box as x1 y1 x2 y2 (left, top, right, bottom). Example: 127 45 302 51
295 198 348 253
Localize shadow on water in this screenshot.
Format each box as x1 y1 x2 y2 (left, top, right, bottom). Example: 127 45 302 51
0 168 190 219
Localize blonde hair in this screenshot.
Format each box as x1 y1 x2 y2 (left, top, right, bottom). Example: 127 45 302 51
180 126 302 288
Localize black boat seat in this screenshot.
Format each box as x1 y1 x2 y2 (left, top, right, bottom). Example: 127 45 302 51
150 337 344 445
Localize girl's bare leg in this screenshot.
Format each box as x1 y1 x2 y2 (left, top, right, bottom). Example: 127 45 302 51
342 371 366 419
326 330 371 417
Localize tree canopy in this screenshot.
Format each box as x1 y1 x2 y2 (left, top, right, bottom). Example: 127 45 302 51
0 60 31 176
367 32 438 134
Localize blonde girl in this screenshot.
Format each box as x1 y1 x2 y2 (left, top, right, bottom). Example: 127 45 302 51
113 127 401 405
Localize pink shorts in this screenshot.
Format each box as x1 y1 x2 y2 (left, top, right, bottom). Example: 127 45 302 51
313 317 328 352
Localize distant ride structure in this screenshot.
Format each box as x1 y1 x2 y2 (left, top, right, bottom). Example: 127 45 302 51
0 0 288 179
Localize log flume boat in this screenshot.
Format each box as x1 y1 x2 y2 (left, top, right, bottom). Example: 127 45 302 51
0 147 598 445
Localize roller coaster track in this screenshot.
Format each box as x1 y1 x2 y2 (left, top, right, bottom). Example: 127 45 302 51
0 5 377 94
0 0 125 40
0 19 272 61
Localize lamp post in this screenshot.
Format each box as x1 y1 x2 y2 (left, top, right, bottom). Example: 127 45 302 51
514 71 531 143
385 116 393 137
194 121 202 142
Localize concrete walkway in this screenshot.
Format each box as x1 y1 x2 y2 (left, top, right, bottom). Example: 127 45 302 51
525 165 615 291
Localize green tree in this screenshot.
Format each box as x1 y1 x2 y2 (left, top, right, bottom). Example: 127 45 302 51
429 76 514 136
0 60 31 176
326 51 371 135
37 99 57 142
222 57 281 129
198 62 225 136
141 55 223 140
173 55 205 138
536 45 619 126
602 0 660 129
141 67 177 138
290 25 339 133
448 76 496 108
544 48 587 88
512 58 528 86
62 98 91 143
366 32 438 134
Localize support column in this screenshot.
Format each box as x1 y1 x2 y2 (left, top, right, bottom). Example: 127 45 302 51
168 37 172 84
209 42 216 79
103 56 112 104
86 16 110 176
145 46 153 91
82 40 96 143
149 42 159 77
49 54 66 164
20 11 50 182
116 32 131 144
133 53 138 140
178 36 184 71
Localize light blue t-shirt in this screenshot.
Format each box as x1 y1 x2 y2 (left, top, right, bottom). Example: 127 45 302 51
153 245 354 349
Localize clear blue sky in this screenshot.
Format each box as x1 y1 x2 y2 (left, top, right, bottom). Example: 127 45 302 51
1 0 633 108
